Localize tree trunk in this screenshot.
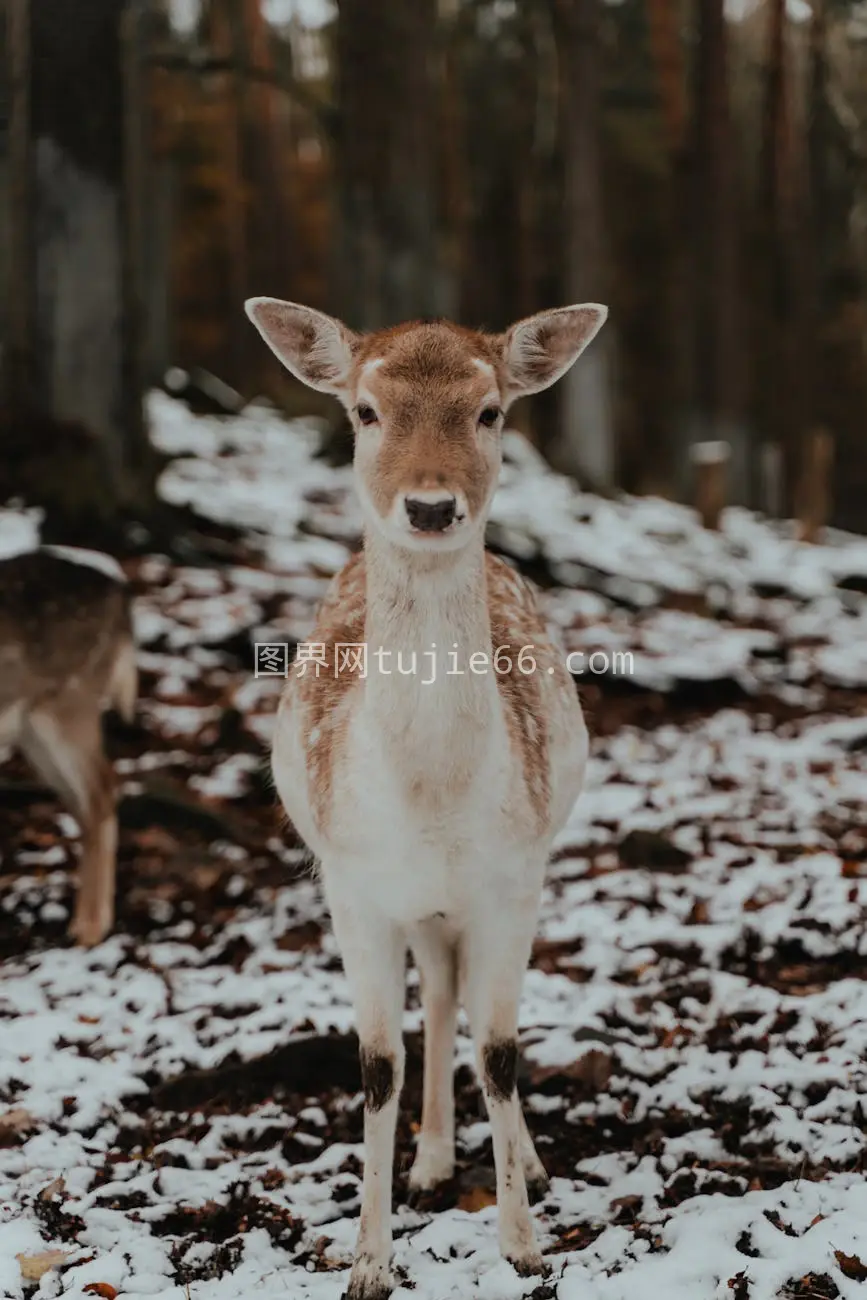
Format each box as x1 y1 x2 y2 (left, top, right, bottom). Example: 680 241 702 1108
2 0 153 520
243 0 294 301
213 0 252 388
439 9 467 326
332 0 443 330
137 5 174 390
687 0 747 503
3 0 35 415
646 0 689 496
142 131 175 387
646 0 687 159
550 0 615 489
120 0 152 499
807 0 830 306
759 0 810 513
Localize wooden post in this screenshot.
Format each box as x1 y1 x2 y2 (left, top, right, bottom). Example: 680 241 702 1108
795 428 833 543
690 439 730 530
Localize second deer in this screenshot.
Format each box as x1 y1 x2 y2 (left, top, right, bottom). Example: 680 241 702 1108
0 548 137 946
247 296 607 1298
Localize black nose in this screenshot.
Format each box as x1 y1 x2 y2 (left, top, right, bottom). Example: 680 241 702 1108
405 496 457 532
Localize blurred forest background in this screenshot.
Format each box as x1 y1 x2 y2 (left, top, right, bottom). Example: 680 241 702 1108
2 0 867 539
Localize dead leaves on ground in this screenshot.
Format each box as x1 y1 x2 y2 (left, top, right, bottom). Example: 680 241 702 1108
729 1258 866 1298
16 1249 71 1280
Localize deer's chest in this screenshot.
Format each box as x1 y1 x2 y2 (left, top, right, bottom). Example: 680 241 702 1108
273 679 533 921
324 727 527 923
340 683 509 846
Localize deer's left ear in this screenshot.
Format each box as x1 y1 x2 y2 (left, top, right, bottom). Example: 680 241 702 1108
245 297 359 397
497 304 608 404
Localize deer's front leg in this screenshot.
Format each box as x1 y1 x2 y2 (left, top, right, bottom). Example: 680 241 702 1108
463 895 547 1278
329 895 406 1300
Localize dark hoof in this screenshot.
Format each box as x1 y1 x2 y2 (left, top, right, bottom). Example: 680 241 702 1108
508 1254 551 1279
344 1258 393 1300
405 1183 432 1211
344 1284 392 1300
526 1173 551 1205
404 1172 459 1212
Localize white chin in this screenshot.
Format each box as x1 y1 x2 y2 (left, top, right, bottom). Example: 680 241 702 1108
402 527 469 552
377 517 473 552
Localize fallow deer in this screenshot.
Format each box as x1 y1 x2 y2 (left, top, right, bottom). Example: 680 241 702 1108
246 297 607 1298
0 548 137 946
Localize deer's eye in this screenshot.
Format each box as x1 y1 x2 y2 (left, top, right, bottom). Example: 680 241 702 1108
478 406 501 428
356 403 379 426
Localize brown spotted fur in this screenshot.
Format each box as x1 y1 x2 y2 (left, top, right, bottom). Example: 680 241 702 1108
290 549 564 838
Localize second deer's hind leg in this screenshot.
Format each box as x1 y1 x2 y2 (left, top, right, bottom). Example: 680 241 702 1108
408 922 458 1193
21 697 118 947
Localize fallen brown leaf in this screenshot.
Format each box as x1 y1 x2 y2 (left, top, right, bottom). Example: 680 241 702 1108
457 1185 497 1213
190 863 223 890
610 1194 643 1223
83 1284 119 1299
834 1250 867 1282
38 1176 65 1202
660 1026 692 1049
0 1108 36 1144
260 1167 285 1190
276 921 323 952
17 1249 71 1281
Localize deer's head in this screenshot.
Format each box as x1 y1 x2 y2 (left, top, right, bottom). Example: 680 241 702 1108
246 300 607 553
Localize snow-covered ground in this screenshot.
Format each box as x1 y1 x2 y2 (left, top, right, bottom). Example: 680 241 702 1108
1 395 866 1300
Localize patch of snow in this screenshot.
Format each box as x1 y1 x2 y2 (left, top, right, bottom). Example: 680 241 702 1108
0 505 42 558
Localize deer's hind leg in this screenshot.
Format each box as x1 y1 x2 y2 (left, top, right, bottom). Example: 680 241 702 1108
21 693 118 947
518 1102 549 1200
408 921 458 1194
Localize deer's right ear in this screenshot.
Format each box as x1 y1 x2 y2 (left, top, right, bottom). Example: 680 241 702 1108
245 298 358 396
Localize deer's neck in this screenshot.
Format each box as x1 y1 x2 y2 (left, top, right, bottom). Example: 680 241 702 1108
362 529 496 770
